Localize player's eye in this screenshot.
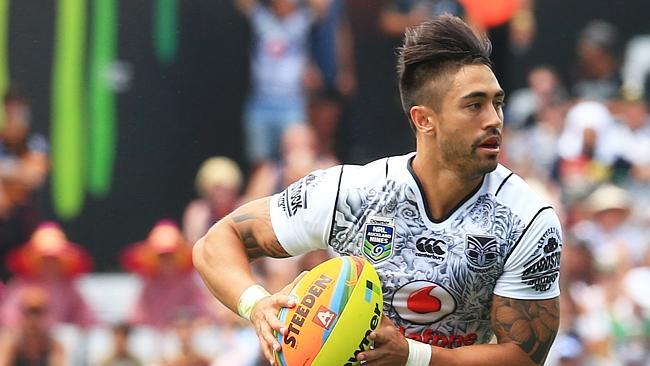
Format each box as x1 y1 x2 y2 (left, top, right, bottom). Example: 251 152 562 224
467 102 481 111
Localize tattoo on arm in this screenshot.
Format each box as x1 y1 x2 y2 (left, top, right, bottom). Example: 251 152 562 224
491 295 560 365
232 213 256 223
229 198 290 259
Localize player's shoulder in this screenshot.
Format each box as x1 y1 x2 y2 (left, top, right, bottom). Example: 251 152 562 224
486 164 557 224
338 153 410 189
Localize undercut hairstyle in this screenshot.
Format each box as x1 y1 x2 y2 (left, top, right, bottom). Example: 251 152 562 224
397 15 493 123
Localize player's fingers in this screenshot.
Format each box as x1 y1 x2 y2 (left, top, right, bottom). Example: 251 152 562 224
262 321 282 353
379 315 396 328
273 294 298 308
259 322 280 364
356 347 381 363
265 311 286 333
258 335 274 366
369 329 389 345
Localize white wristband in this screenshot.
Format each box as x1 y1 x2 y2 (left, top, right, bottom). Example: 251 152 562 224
406 338 432 366
237 284 271 321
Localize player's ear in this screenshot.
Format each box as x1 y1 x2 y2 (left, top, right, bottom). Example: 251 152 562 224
409 105 436 136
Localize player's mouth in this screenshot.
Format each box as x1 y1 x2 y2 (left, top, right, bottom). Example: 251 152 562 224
477 136 500 153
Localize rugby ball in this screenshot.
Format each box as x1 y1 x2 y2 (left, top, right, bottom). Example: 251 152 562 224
275 256 383 366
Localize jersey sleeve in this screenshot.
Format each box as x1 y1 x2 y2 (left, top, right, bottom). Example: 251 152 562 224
494 208 562 300
269 165 343 256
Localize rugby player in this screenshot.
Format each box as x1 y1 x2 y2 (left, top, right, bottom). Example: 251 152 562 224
194 15 561 366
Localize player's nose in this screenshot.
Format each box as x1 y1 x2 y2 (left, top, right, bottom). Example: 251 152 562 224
484 103 503 131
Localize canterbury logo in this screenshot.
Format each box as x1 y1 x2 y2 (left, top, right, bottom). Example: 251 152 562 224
415 238 446 255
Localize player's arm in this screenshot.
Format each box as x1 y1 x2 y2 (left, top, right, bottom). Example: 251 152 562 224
193 197 295 365
194 166 341 365
429 207 562 366
193 197 289 314
491 295 559 364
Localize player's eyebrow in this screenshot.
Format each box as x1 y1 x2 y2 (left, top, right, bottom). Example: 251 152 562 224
461 89 505 100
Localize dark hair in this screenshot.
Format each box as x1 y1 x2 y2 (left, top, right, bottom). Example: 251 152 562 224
3 86 29 105
397 15 492 121
112 323 132 335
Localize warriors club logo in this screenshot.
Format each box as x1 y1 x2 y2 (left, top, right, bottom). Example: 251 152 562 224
391 281 456 324
465 234 498 272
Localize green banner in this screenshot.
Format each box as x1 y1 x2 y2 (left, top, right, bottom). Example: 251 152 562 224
88 0 117 197
154 0 178 64
52 0 87 220
0 0 9 129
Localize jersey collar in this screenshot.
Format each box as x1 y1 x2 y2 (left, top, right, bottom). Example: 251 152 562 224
403 154 486 227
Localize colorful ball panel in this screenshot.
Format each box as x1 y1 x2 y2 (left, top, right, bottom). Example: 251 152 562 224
275 256 383 366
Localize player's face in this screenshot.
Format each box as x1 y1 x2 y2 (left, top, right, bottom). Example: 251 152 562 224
434 64 504 177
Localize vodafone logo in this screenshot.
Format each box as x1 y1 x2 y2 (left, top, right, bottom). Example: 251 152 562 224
391 281 456 324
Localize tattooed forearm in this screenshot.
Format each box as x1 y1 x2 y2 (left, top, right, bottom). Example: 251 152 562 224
491 295 559 365
230 201 290 259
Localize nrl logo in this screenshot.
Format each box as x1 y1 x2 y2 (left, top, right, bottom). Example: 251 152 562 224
363 216 395 263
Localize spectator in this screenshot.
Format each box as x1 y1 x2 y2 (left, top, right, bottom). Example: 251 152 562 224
380 0 464 37
234 0 330 166
507 98 568 181
545 332 586 366
1 222 95 328
98 324 142 366
506 65 567 129
310 0 356 98
615 267 650 365
161 316 210 366
0 88 49 280
572 20 622 101
242 123 338 203
621 35 650 100
572 184 646 272
0 285 65 366
121 220 216 329
307 89 344 160
461 0 535 90
609 93 650 183
555 101 617 198
209 303 259 366
183 157 243 245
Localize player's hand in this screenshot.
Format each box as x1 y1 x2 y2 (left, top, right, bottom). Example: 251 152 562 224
249 272 306 366
356 316 409 365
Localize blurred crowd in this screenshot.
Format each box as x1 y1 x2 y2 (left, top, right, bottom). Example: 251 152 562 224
1 0 650 365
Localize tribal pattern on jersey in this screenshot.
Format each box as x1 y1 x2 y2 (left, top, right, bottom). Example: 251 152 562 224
329 180 525 346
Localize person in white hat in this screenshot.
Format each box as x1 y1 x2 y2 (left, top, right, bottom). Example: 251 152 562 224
572 184 646 271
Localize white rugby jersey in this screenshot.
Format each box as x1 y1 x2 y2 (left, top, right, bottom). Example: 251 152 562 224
269 153 562 348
